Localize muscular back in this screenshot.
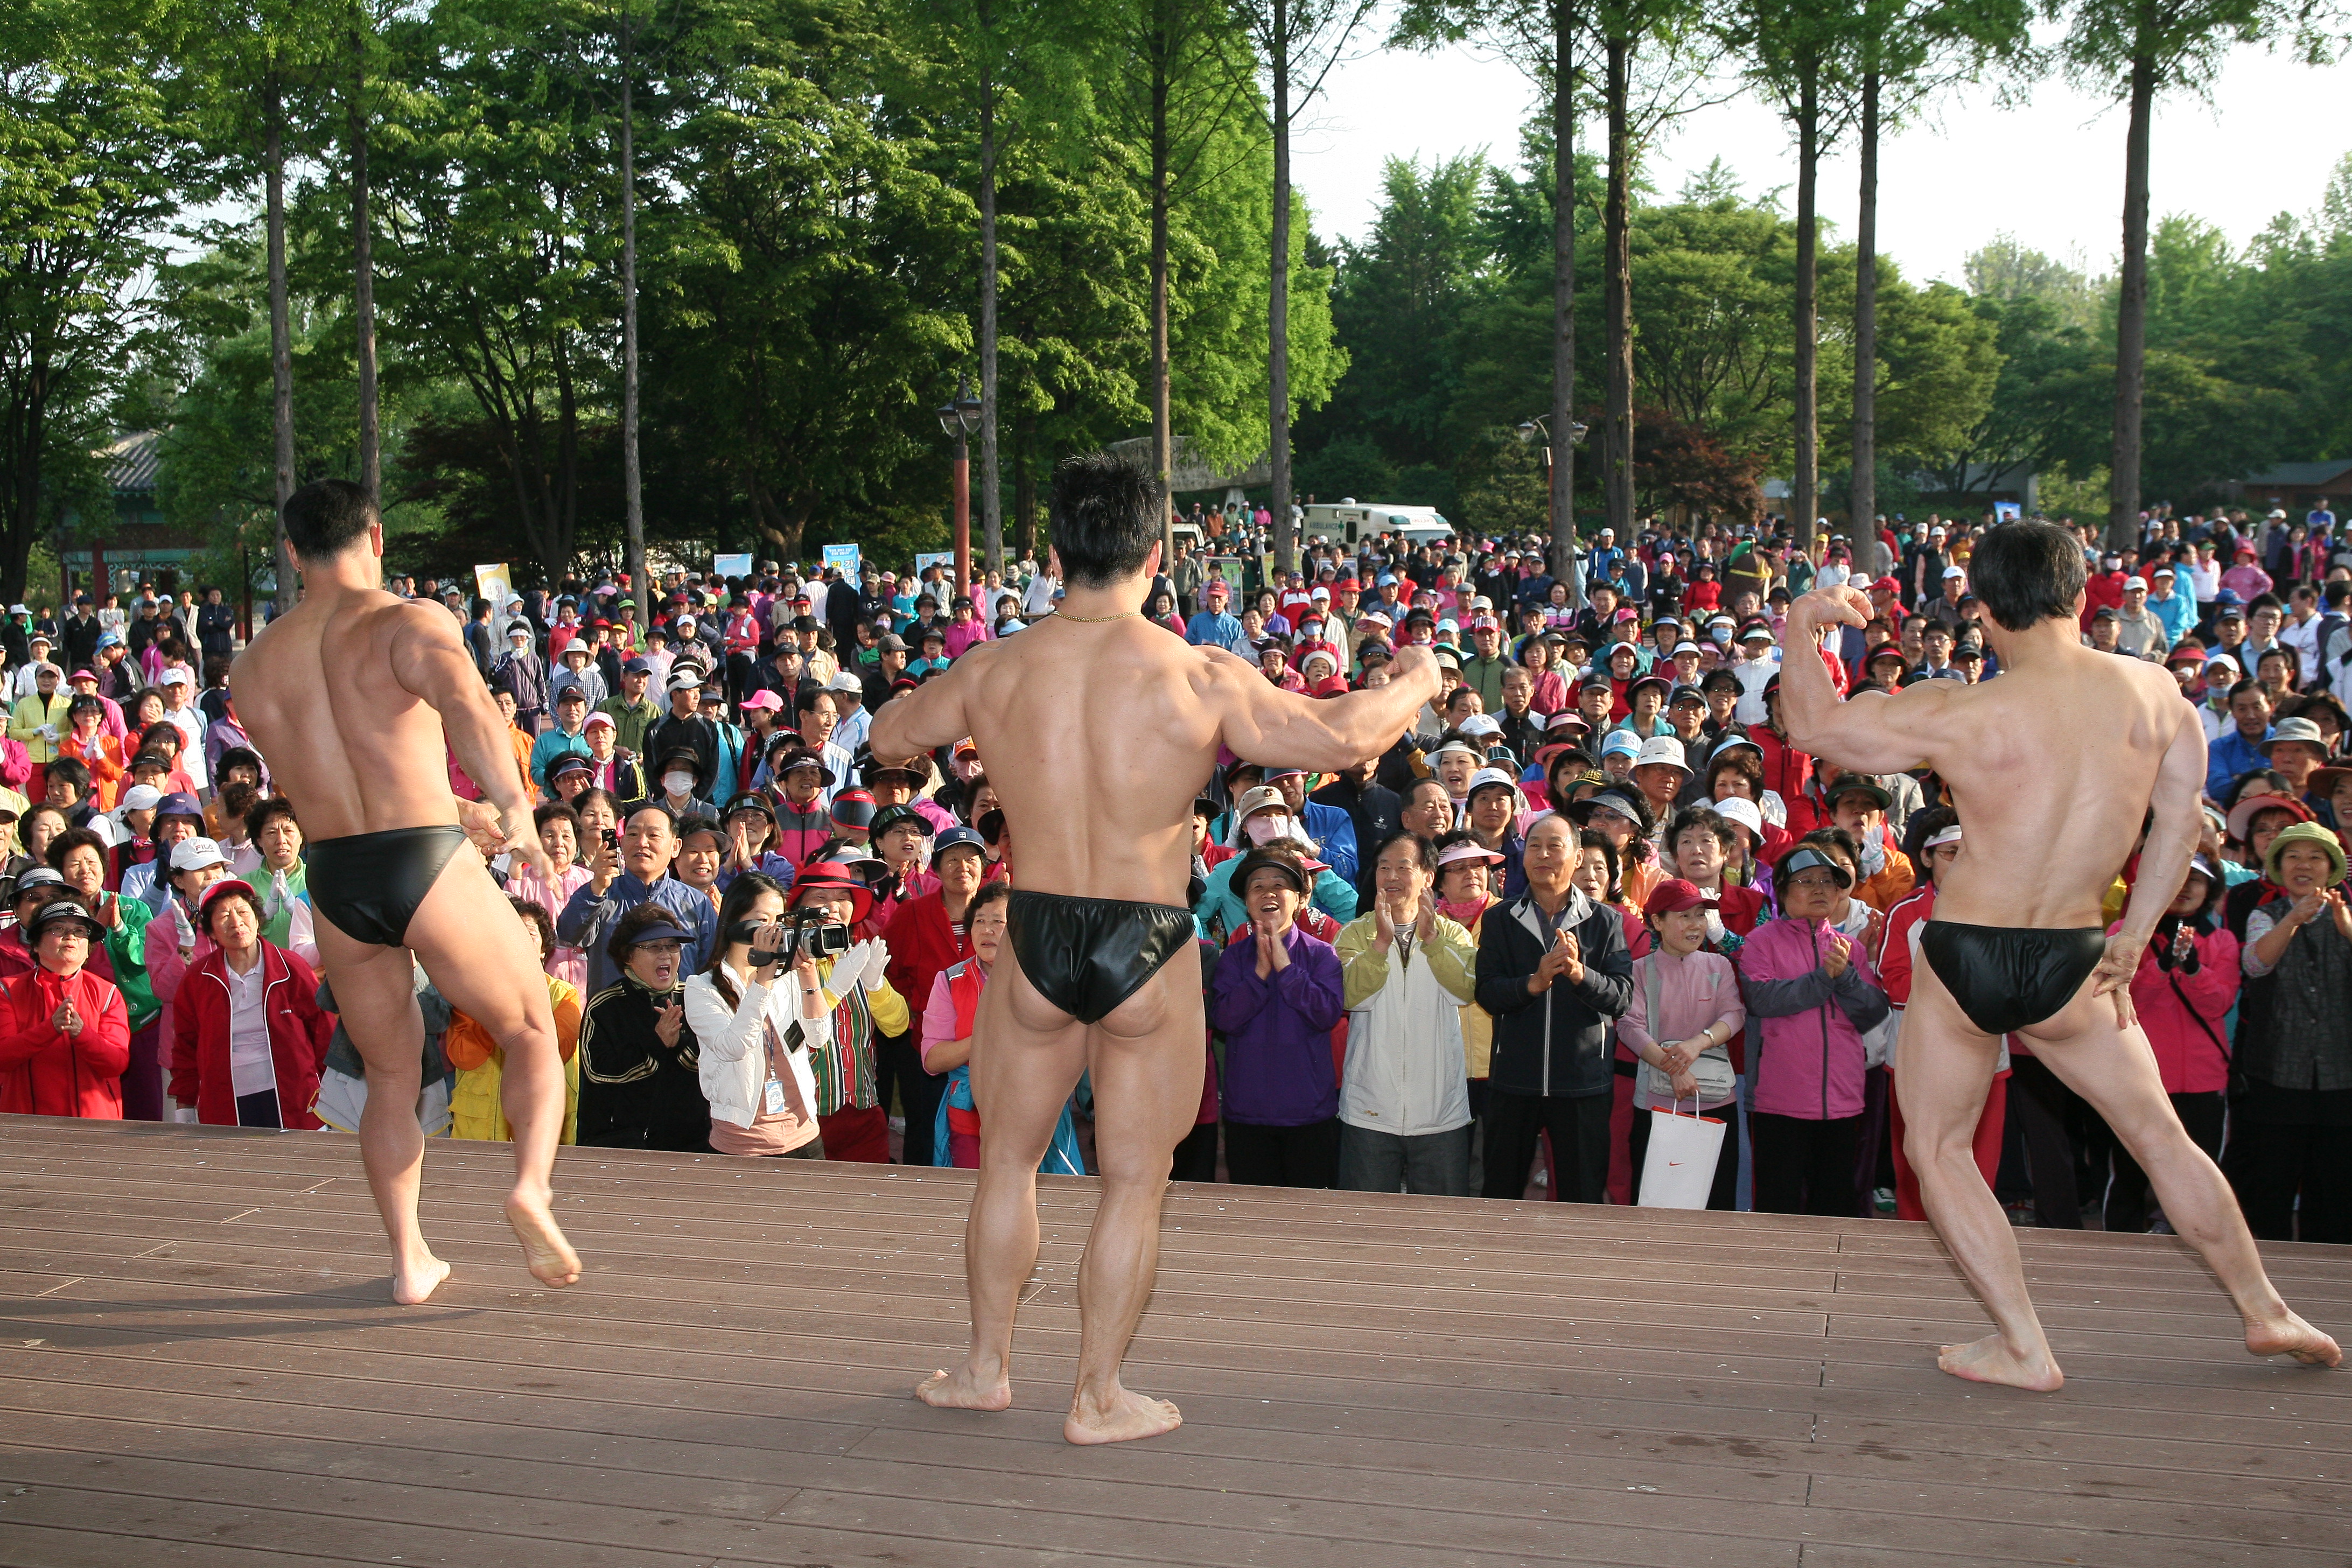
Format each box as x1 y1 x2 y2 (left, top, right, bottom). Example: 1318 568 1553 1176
1906 647 2196 929
230 586 470 841
921 621 1229 906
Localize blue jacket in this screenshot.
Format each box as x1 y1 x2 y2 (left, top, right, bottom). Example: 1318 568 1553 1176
1300 800 1360 886
2206 724 2273 802
557 871 719 997
1184 610 1250 656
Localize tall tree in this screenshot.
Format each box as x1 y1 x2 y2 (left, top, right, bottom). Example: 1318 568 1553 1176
1843 0 2027 536
2058 0 2343 549
1391 0 1586 604
0 5 195 602
1727 0 1853 551
1104 0 1249 564
1235 0 1376 576
348 2 381 527
617 2 645 638
1588 0 1719 544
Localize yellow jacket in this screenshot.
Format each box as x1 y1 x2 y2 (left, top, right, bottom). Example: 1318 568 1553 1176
9 692 71 765
448 976 583 1144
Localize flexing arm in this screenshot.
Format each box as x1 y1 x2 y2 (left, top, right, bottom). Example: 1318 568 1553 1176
1775 587 1950 774
389 603 552 880
2097 705 2209 1024
1212 643 1442 772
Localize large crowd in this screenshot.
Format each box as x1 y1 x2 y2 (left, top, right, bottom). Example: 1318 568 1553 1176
2 494 2346 1243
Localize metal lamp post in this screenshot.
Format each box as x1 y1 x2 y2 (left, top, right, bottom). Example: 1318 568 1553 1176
1518 415 1591 606
939 378 984 598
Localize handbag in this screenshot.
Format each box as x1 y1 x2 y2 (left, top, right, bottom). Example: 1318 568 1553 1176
1637 1094 1728 1209
1633 953 1736 1102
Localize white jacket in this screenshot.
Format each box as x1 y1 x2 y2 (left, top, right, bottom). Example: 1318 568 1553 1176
1334 912 1478 1137
683 961 830 1131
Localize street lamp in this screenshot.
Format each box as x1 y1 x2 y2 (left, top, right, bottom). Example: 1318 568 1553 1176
937 377 983 597
1517 415 1591 606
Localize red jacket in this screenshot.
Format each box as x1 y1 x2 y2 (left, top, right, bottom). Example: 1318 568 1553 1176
1751 726 1812 807
2119 919 2240 1095
169 942 334 1129
0 963 130 1118
883 891 977 1059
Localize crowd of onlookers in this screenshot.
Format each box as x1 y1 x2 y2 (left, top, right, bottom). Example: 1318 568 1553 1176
2 495 2347 1243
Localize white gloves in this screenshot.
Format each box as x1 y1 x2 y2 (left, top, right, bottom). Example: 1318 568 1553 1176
840 937 891 992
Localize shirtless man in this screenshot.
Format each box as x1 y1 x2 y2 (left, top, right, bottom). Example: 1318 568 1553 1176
870 454 1439 1444
232 480 580 1305
1779 520 2336 1390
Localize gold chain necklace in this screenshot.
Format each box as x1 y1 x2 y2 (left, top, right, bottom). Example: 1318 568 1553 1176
1055 608 1140 624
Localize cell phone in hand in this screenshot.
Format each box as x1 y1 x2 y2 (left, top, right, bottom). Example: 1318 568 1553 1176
603 827 619 849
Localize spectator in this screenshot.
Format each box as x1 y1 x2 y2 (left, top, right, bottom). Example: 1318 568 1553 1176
1620 878 1747 1209
166 877 333 1129
1739 844 1891 1215
2102 856 2237 1234
509 801 592 987
783 861 909 1161
1333 832 1478 1195
2228 823 2352 1242
1475 812 1635 1203
918 879 1084 1172
1208 845 1348 1188
557 802 719 997
0 897 130 1118
680 871 831 1160
576 902 711 1151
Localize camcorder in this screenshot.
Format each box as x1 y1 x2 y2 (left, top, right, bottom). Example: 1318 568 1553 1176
741 907 851 963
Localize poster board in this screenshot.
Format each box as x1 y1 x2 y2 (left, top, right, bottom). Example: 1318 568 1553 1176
472 563 514 606
713 551 753 579
821 543 862 579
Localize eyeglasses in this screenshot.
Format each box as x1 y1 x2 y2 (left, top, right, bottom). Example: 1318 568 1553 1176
1786 872 1844 891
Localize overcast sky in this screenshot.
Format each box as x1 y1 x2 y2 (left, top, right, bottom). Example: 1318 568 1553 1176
1289 24 2349 288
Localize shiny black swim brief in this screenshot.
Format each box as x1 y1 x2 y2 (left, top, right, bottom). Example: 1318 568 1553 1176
305 824 469 948
1005 888 1195 1026
1918 920 2106 1036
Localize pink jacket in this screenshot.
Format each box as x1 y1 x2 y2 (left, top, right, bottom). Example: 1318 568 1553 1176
2117 919 2239 1095
1736 914 1889 1121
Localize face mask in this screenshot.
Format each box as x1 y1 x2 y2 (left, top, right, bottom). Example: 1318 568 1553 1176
1245 812 1292 846
663 771 695 796
1710 625 1731 645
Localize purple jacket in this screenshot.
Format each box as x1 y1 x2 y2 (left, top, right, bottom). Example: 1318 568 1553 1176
1735 914 1889 1121
1208 924 1345 1126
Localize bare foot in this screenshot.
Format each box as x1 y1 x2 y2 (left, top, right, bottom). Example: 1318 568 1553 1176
2247 1312 2343 1367
915 1363 1012 1412
391 1254 452 1306
505 1191 582 1289
1065 1383 1182 1445
1938 1332 2064 1391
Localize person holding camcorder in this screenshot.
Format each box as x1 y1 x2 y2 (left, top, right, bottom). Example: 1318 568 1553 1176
776 862 908 1162
686 870 839 1159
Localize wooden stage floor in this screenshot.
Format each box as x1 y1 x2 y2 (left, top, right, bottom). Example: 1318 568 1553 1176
0 1117 2346 1568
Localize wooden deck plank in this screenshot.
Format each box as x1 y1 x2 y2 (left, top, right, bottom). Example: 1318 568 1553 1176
1 1116 2347 1568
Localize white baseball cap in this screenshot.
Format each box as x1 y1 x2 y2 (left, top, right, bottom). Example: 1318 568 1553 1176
169 836 227 873
117 784 163 812
1711 795 1765 842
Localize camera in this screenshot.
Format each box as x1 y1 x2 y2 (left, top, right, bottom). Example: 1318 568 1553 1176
746 907 851 962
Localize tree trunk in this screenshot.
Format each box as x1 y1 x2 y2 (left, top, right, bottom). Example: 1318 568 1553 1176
1551 0 1581 607
1850 64 1878 538
1604 33 1634 544
1013 411 1039 559
3 362 48 604
553 336 580 586
977 13 1004 580
2106 52 2155 551
1149 8 1175 568
1267 0 1294 577
1791 59 1819 555
267 71 296 613
621 12 647 636
349 22 380 515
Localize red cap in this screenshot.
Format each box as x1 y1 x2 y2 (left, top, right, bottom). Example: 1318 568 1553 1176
1643 878 1712 916
1870 576 1902 593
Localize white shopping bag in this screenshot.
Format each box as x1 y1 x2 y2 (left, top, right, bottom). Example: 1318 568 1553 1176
1637 1098 1727 1209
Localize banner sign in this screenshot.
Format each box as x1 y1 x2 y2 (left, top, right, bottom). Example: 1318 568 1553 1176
713 551 753 579
822 543 862 579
